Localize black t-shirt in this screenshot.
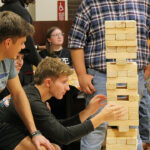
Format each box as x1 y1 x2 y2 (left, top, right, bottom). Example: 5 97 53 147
39 48 72 66
0 84 94 145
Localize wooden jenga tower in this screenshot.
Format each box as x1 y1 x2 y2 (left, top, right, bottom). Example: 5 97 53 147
105 20 139 150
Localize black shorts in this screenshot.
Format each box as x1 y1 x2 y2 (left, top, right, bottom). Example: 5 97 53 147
0 122 28 150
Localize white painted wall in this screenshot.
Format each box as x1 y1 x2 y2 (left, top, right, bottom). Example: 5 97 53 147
35 0 68 21
0 0 68 21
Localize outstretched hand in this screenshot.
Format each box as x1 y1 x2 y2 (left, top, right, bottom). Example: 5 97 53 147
86 94 106 116
100 104 127 122
32 134 56 150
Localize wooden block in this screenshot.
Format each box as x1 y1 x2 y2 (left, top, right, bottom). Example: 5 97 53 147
107 62 137 77
106 46 117 53
125 40 137 46
116 77 128 83
123 62 137 70
105 28 116 34
107 89 137 97
126 21 136 28
117 28 136 34
129 94 139 101
106 82 116 89
107 71 117 77
108 120 139 126
115 21 126 28
106 144 137 150
116 34 126 40
127 83 138 90
118 71 128 77
108 101 138 107
117 46 127 52
125 28 137 34
107 62 116 70
127 77 138 90
127 138 137 145
107 94 117 101
107 128 137 137
128 112 139 120
106 27 136 34
116 137 126 144
118 126 129 132
107 137 116 144
127 77 138 82
107 128 117 137
126 33 136 40
128 70 137 77
105 34 116 41
125 53 137 58
106 52 136 59
106 40 126 46
128 107 138 113
116 28 126 34
116 58 127 65
126 46 137 53
107 62 137 72
107 78 116 82
105 21 116 28
127 66 137 77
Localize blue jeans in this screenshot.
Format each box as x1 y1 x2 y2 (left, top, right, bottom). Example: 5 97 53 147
139 82 150 143
80 69 144 150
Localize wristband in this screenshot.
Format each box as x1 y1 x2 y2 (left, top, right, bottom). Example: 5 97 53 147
30 130 41 138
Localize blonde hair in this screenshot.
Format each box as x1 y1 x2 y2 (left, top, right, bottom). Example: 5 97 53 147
34 57 73 85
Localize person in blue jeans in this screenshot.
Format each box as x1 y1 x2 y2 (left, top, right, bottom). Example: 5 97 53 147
68 0 150 150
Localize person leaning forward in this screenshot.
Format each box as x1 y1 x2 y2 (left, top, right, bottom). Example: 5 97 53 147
0 11 58 150
0 57 127 148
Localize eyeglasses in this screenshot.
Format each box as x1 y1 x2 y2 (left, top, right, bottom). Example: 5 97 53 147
51 33 64 37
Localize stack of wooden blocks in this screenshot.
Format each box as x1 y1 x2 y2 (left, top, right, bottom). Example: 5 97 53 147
105 20 139 150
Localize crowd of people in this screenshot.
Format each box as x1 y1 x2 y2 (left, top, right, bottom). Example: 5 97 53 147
0 0 149 150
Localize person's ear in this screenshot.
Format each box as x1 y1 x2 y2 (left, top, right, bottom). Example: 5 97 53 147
47 38 51 43
45 78 52 88
4 38 12 49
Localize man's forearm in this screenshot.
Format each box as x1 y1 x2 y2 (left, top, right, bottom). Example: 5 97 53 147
71 49 96 94
79 109 90 123
71 49 87 76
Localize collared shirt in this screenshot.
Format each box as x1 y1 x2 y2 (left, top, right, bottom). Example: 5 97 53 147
68 0 150 72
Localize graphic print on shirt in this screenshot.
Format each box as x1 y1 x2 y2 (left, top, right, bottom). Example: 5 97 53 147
0 73 8 93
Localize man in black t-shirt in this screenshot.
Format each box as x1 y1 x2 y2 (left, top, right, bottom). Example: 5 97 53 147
0 57 126 147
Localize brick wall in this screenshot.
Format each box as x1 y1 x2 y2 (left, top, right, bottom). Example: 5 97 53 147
68 0 82 20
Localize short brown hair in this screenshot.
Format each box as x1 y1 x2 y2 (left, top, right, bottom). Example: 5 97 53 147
34 57 73 85
0 11 34 43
